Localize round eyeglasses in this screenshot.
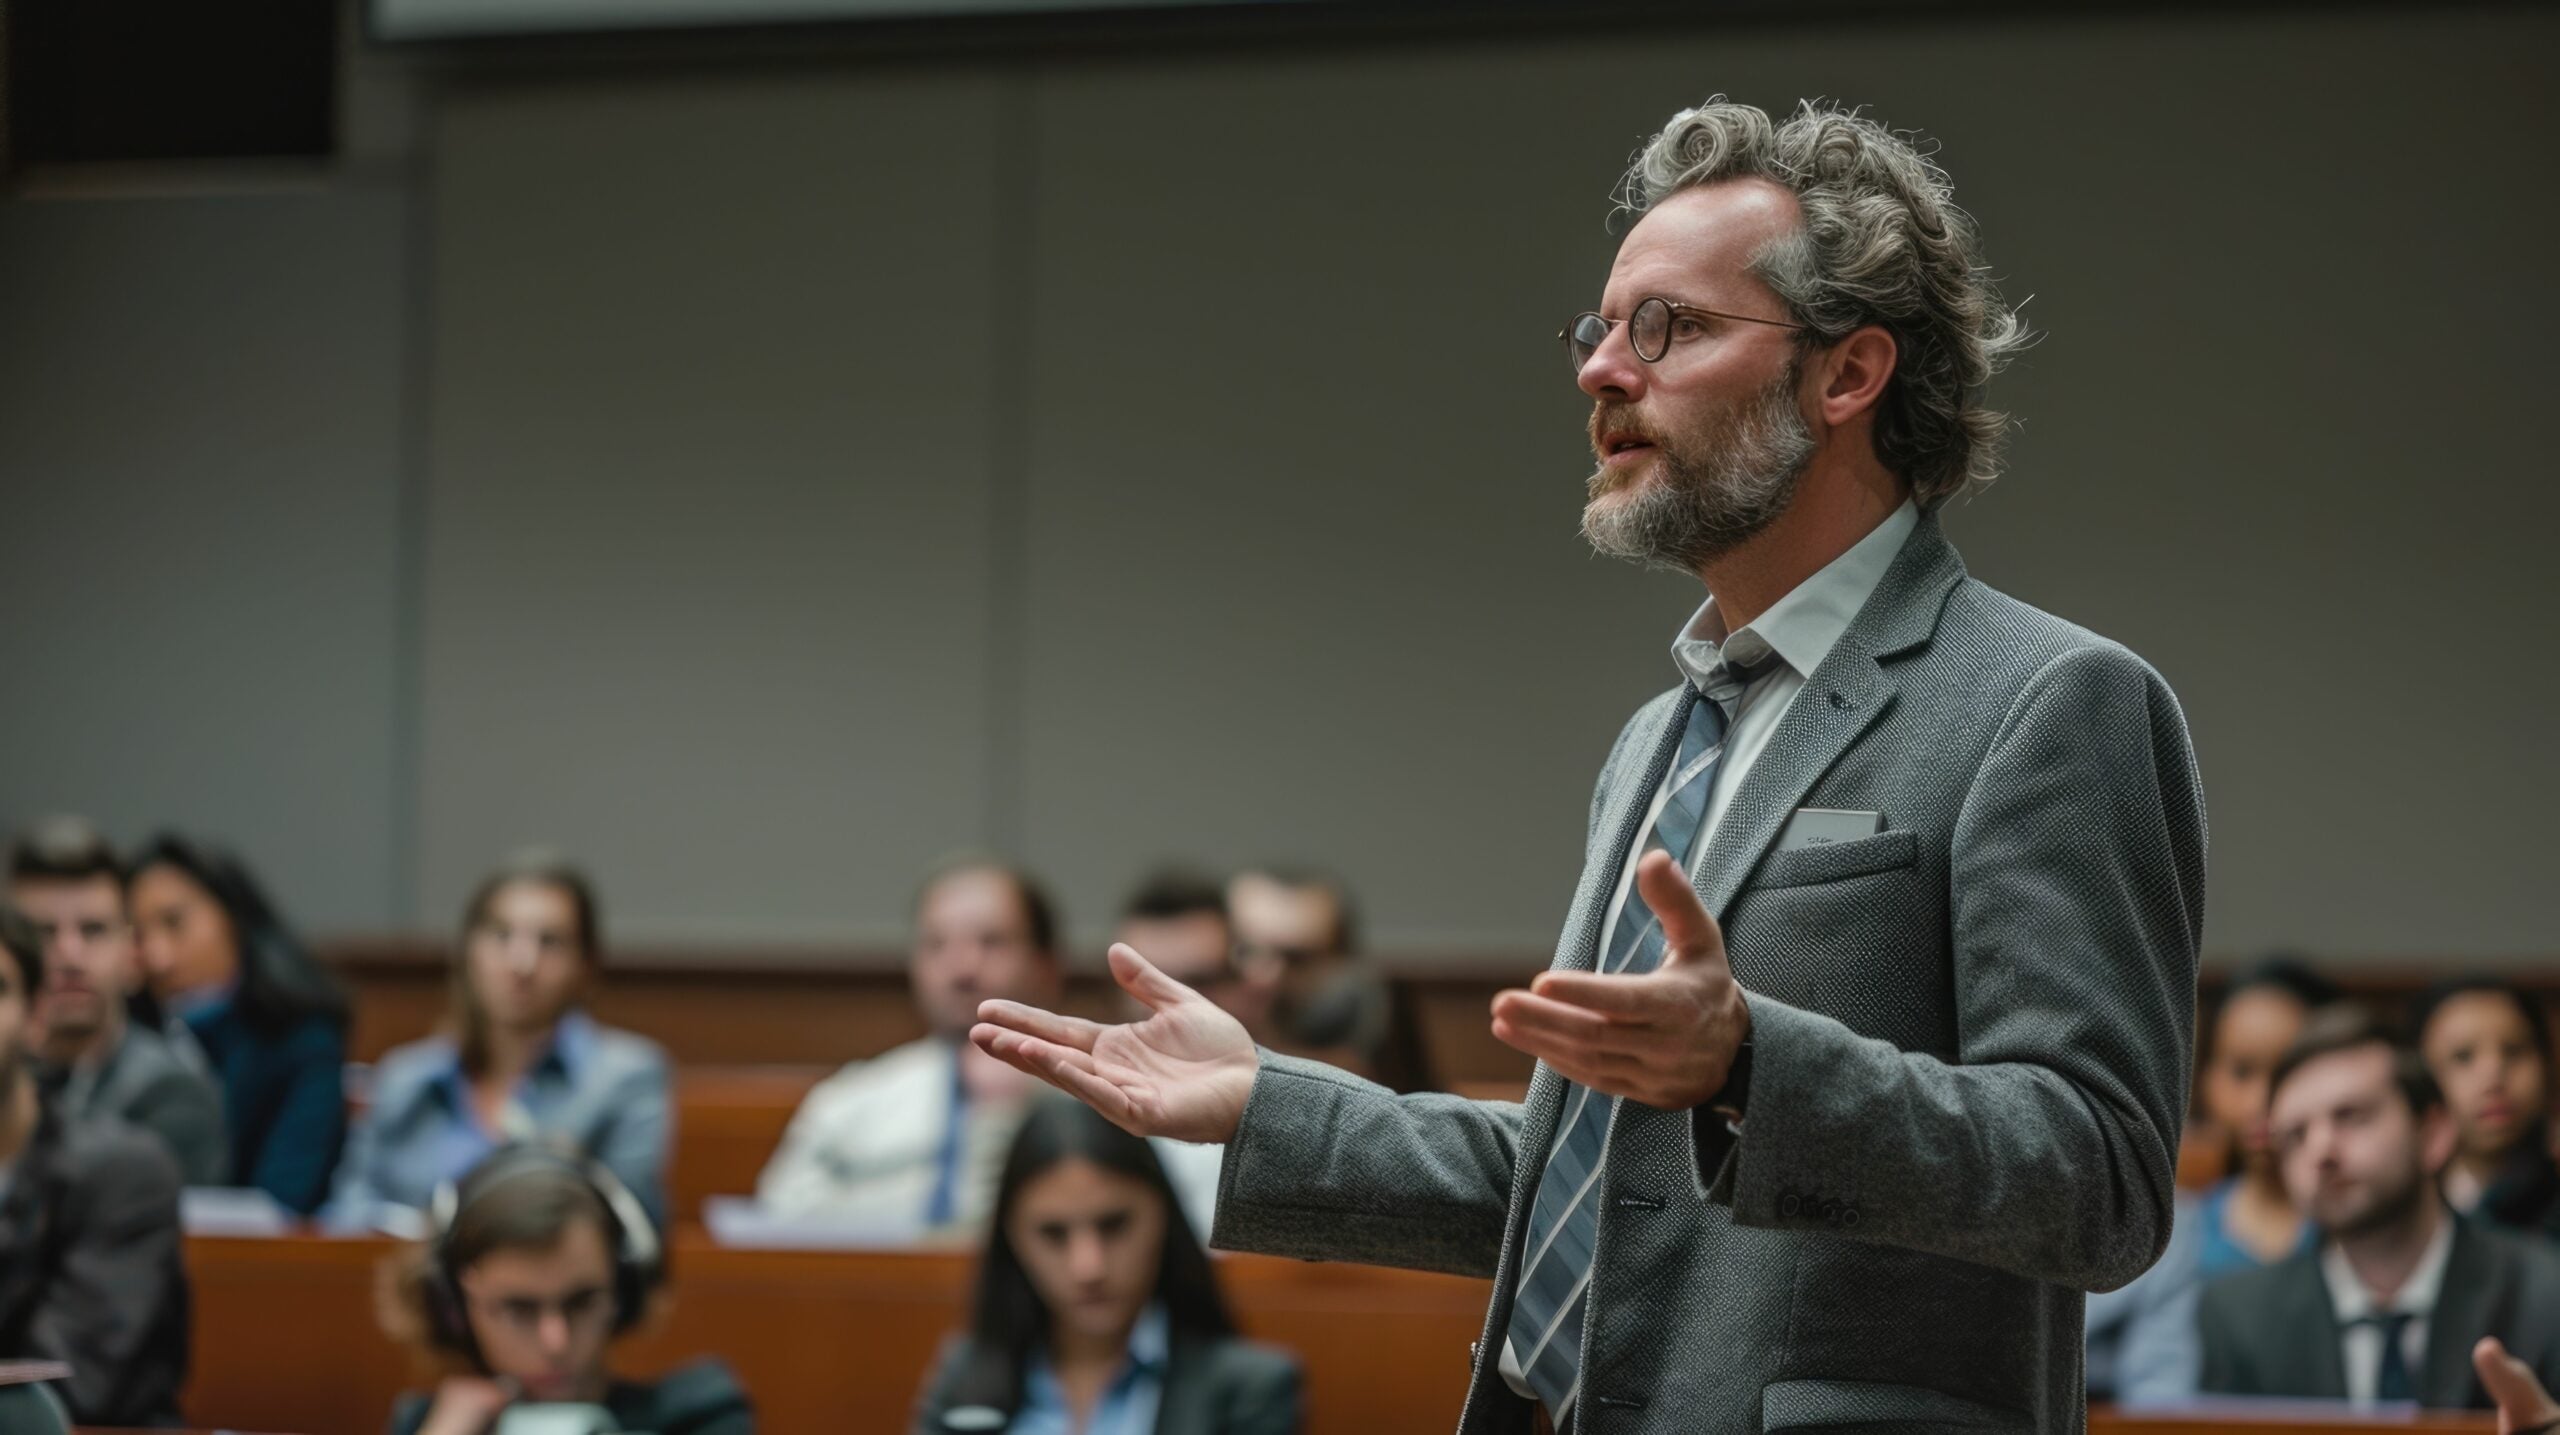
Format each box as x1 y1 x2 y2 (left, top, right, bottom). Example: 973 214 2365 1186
1559 296 1808 375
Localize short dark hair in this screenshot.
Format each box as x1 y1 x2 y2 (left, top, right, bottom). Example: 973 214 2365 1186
2221 952 2343 1013
1238 864 1360 955
2269 1005 2442 1119
6 814 124 888
916 855 1060 957
0 907 42 997
2410 975 2552 1066
1119 867 1229 927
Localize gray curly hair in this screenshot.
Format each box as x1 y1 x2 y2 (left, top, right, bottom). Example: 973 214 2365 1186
1621 99 2030 508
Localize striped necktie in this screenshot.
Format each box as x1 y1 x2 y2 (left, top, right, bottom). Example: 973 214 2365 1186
1506 661 1757 1423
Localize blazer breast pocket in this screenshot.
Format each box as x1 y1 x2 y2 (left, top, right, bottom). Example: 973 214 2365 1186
1749 828 1918 892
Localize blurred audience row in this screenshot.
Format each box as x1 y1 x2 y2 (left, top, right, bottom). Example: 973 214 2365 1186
0 813 1387 1428
2086 958 2560 1408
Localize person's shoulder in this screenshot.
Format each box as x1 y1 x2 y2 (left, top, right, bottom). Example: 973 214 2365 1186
617 1358 755 1433
2467 1218 2560 1288
368 1033 457 1087
584 1022 671 1082
1940 577 2165 686
809 1038 950 1101
383 1390 431 1435
1199 1334 1300 1384
2196 1243 2311 1320
270 1010 349 1061
55 1113 182 1206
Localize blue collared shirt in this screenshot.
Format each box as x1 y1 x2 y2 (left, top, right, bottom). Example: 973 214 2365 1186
1008 1304 1170 1435
323 1010 672 1230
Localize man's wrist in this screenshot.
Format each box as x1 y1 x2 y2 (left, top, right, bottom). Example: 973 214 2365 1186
1706 990 1754 1121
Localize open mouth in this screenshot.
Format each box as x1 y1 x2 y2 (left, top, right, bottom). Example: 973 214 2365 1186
1599 431 1656 460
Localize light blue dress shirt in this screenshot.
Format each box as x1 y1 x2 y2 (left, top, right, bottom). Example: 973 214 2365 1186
322 1010 672 1230
1007 1303 1170 1435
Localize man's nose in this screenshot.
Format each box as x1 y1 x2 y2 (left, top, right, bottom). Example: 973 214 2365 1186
1576 323 1647 404
538 1309 573 1356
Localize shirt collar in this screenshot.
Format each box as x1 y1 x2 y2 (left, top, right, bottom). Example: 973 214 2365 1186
433 1009 597 1097
2322 1208 2458 1322
1671 500 1920 692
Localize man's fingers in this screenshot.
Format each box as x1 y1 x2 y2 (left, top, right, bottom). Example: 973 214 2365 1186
1491 1022 1644 1097
1530 969 1663 1019
2475 1337 2559 1422
1634 849 1728 970
1109 942 1198 1013
1491 989 1618 1045
976 1027 1144 1128
977 999 1105 1054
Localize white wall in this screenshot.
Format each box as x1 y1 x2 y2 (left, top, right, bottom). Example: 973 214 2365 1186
5 5 2553 964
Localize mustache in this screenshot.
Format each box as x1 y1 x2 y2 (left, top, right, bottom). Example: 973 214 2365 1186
1586 404 1655 455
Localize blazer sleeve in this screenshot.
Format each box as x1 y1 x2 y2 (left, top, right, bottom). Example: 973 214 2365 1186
248 1019 351 1214
1209 1052 1524 1278
130 1063 230 1186
29 1136 188 1424
1716 644 2205 1292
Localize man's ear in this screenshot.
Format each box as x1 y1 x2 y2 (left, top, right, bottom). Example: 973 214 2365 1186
2419 1102 2461 1176
1813 324 1897 430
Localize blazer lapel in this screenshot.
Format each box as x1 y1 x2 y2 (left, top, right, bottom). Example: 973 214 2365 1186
2289 1255 2351 1400
1152 1336 1215 1435
2422 1221 2503 1408
1562 694 1693 976
1692 515 1965 918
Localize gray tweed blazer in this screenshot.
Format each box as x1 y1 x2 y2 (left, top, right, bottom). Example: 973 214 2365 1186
1209 513 2206 1435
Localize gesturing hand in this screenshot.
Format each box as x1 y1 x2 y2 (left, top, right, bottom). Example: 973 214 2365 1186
1489 849 1752 1110
972 943 1260 1145
2478 1338 2560 1434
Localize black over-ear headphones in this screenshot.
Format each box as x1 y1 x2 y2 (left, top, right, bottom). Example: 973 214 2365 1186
421 1143 666 1369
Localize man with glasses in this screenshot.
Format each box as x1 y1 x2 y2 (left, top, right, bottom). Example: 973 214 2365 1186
975 97 2204 1434
7 816 226 1185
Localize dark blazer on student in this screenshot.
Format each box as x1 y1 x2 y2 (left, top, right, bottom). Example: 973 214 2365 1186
912 1331 1301 1435
2198 1217 2560 1407
0 1101 191 1426
41 1023 227 1187
184 999 347 1213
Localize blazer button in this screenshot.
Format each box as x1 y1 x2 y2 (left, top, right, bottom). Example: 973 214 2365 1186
1779 1192 1802 1218
1841 1204 1862 1229
1820 1199 1843 1226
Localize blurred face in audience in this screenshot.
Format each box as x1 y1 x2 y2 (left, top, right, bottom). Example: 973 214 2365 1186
1006 1155 1168 1351
9 875 134 1057
1228 874 1348 1009
129 863 242 1000
2423 991 2548 1166
0 946 29 1102
455 1216 618 1403
913 869 1058 1041
1114 910 1244 1020
465 880 591 1037
2270 1043 2455 1239
2200 987 2310 1172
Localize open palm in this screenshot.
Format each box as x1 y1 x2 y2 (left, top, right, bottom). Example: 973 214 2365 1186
971 942 1259 1144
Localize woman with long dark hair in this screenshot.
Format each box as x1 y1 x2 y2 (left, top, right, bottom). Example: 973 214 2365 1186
128 832 350 1212
914 1098 1299 1435
326 851 671 1231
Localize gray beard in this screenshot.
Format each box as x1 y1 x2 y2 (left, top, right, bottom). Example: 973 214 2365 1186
1580 363 1816 573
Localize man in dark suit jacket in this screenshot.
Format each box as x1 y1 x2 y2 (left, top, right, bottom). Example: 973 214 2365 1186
2201 1007 2560 1409
7 817 227 1184
0 909 191 1426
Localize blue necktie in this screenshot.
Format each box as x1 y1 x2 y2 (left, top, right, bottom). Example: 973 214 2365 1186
2362 1311 2417 1403
1506 664 1753 1421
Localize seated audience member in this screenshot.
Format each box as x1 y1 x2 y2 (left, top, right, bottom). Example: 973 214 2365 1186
913 1098 1300 1435
2200 1007 2560 1407
0 909 190 1426
127 833 350 1214
2083 1193 2204 1406
380 1143 752 1435
1226 866 1429 1092
758 858 1061 1232
2414 976 2559 1238
1111 870 1250 1234
329 852 670 1230
2192 956 2340 1280
5 816 227 1185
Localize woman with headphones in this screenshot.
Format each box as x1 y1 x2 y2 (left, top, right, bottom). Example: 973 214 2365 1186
379 1143 753 1435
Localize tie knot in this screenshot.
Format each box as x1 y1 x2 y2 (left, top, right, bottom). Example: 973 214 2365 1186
2354 1310 2416 1335
1695 652 1776 705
